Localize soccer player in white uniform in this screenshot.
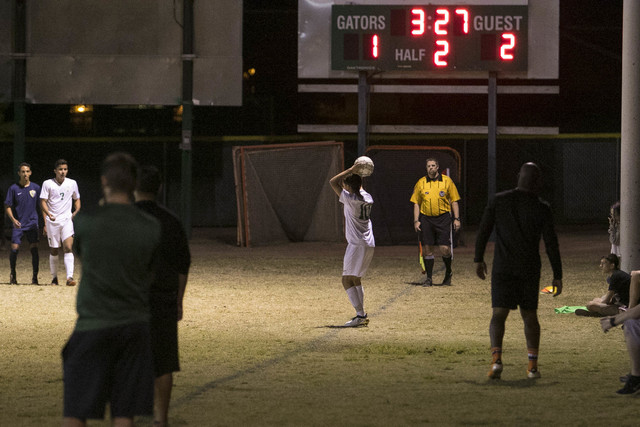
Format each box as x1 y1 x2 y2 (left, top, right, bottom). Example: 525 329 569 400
329 165 375 327
40 159 81 286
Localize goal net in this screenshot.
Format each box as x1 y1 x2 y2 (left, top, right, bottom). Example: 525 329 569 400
365 145 462 245
233 141 344 246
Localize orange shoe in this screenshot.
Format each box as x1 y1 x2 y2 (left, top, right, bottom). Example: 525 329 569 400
66 277 77 287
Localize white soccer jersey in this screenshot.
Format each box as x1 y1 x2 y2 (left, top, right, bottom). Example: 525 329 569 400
40 177 80 221
339 189 375 247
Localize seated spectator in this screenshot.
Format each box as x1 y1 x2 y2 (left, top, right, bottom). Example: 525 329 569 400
601 302 640 394
576 254 630 317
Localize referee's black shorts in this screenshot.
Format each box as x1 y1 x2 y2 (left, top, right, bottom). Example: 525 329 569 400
419 213 452 246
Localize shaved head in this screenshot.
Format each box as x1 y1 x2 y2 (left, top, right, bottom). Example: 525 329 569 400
517 162 542 193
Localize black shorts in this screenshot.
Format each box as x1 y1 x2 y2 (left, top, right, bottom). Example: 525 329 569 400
491 271 540 310
150 316 180 377
419 213 452 247
62 322 154 420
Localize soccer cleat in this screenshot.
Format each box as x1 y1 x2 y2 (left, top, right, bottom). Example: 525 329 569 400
422 277 433 287
344 314 369 327
620 373 631 383
575 309 603 317
527 368 541 379
442 272 453 286
51 277 59 286
10 273 17 285
488 361 503 379
66 277 77 287
617 376 640 394
31 275 38 285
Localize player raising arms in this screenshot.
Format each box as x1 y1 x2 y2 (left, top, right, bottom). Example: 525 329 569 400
329 165 375 327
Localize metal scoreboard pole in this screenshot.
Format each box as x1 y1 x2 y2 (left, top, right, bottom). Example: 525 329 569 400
180 0 194 237
488 71 497 198
12 0 26 172
357 71 369 157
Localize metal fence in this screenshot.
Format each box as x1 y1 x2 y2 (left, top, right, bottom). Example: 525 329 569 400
0 134 621 231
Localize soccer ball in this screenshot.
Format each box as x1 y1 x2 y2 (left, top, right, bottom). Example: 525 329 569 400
353 156 374 177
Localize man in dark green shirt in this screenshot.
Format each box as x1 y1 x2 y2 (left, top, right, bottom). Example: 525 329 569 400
62 153 161 427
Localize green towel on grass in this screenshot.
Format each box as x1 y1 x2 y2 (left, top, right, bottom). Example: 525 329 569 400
554 306 587 314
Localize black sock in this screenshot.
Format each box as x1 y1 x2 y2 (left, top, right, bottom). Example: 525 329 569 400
442 255 452 275
425 258 434 278
31 247 39 276
10 249 18 273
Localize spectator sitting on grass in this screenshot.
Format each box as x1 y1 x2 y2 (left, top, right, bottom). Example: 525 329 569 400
576 254 630 317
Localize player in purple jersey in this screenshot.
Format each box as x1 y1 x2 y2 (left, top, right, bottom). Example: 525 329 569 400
4 163 41 285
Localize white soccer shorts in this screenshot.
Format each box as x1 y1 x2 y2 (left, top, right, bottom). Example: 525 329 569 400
46 218 75 248
342 244 374 277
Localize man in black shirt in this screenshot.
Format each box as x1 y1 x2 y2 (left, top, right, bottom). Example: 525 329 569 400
135 166 191 427
475 162 563 380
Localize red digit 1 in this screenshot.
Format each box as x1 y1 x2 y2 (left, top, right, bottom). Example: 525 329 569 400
434 40 449 66
500 33 515 60
435 9 449 35
372 35 379 58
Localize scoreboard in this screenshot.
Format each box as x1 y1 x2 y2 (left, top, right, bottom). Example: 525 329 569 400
331 4 528 72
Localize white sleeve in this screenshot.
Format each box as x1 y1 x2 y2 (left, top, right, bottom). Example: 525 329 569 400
39 181 49 199
338 189 349 205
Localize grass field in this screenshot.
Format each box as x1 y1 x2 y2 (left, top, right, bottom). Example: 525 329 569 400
1 226 638 426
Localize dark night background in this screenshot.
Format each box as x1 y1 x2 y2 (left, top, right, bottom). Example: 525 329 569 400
0 0 625 230
7 0 624 136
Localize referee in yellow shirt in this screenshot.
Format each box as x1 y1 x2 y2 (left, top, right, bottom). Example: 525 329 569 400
411 157 461 286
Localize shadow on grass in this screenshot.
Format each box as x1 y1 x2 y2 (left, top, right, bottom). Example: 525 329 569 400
405 280 451 287
320 324 369 329
1 282 51 287
464 379 560 388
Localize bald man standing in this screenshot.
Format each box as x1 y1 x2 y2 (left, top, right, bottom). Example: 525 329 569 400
474 162 563 380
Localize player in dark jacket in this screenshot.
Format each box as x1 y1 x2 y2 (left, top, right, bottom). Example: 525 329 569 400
135 165 191 427
475 162 563 380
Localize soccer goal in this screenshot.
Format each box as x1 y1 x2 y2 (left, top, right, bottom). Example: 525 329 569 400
233 141 345 247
